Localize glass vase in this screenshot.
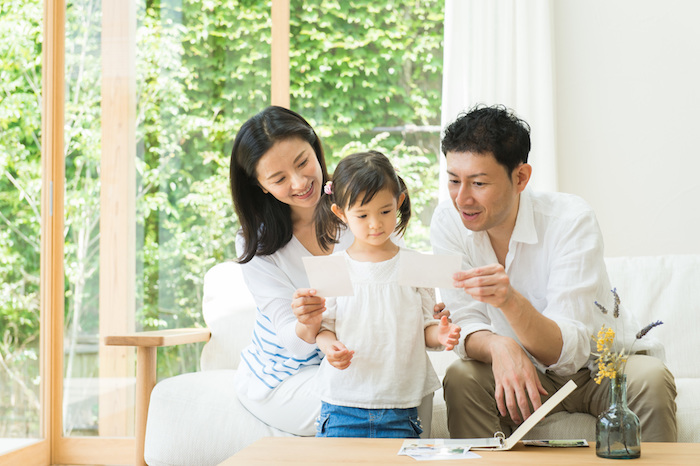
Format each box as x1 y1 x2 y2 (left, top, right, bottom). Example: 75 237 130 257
596 374 641 459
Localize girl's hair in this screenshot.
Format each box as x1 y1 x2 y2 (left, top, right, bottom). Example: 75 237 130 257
316 150 411 251
230 106 329 263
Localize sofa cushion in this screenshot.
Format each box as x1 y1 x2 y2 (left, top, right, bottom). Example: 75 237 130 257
675 377 700 443
144 370 292 465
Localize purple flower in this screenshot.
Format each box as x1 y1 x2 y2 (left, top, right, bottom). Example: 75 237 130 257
636 320 663 339
612 288 620 318
594 301 608 314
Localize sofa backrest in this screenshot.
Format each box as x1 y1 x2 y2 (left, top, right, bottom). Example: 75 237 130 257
199 255 700 379
200 261 257 371
604 255 700 380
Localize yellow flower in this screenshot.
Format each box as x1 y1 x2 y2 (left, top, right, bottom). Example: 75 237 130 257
592 289 663 385
592 324 624 384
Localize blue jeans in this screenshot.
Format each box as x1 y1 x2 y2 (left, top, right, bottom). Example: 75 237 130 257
315 402 423 438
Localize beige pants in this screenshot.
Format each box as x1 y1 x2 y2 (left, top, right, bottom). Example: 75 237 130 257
443 354 677 441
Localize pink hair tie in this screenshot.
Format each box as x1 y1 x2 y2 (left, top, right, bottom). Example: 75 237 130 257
323 181 333 195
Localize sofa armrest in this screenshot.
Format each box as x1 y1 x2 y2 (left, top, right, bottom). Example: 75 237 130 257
104 327 211 466
104 327 211 347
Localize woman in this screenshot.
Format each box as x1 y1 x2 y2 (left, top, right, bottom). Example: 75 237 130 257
229 106 442 436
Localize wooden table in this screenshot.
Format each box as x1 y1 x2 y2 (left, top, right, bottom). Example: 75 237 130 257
221 437 700 465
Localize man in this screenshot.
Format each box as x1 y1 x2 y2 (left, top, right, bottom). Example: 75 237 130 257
431 105 676 441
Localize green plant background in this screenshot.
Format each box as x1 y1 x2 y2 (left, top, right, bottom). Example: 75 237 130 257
0 0 443 436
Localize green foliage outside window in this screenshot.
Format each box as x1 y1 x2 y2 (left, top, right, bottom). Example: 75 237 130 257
0 0 442 436
0 0 43 436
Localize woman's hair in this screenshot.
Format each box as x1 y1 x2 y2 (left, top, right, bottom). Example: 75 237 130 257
230 106 328 263
316 150 411 251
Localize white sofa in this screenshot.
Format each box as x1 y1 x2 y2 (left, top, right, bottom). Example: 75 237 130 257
143 255 700 465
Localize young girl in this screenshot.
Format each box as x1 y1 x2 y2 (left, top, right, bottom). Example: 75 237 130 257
297 150 461 438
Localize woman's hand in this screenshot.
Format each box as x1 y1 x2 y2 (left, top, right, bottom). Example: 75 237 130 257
293 288 325 343
293 288 325 324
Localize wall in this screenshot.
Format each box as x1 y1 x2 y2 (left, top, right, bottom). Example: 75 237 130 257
553 0 700 256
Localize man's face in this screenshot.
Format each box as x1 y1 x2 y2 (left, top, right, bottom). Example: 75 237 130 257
445 151 524 236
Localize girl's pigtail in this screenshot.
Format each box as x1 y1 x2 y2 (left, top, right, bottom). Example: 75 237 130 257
394 175 412 236
315 182 342 252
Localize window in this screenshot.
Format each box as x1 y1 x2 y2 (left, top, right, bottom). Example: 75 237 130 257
289 0 444 250
0 0 44 457
1 0 443 462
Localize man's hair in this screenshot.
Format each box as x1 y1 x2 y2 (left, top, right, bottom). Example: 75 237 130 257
441 104 531 174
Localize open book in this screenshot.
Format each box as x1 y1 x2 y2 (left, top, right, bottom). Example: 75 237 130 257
458 379 578 451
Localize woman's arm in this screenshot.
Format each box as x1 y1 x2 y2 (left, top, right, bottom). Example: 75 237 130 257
293 288 325 343
236 234 319 357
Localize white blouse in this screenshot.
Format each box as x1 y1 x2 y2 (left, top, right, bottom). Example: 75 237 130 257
315 249 441 409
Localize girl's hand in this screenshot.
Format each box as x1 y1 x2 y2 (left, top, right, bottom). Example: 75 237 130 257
292 288 326 326
437 316 461 351
433 302 451 321
324 341 354 370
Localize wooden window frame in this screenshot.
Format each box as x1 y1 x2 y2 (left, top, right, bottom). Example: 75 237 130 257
1 0 289 464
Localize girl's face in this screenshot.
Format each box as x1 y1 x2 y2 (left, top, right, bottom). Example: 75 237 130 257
332 188 404 249
255 137 323 215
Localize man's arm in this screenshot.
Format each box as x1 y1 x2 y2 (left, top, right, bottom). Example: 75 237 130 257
431 201 548 423
464 330 548 423
452 264 563 366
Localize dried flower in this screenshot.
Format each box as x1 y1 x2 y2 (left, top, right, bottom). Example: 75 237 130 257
612 288 621 318
591 289 663 384
594 288 620 317
594 301 608 314
636 320 663 339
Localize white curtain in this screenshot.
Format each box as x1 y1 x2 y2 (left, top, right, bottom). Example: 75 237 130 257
439 0 557 202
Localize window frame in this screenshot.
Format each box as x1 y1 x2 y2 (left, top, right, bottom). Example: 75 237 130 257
2 0 288 464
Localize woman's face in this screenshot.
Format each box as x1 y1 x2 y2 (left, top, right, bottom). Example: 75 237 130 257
255 137 323 214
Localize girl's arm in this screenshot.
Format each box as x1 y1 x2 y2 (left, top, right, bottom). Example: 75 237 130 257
425 316 461 350
316 330 354 370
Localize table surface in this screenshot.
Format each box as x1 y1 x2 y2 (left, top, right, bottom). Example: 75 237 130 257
221 437 700 465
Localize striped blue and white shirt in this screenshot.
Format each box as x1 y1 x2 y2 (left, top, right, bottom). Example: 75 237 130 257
236 229 355 392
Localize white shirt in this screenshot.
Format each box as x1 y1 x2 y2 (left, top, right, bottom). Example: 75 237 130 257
316 249 441 409
430 188 659 376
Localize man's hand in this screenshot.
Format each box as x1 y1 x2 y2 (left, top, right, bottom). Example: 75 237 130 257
436 316 461 350
488 335 548 424
293 288 325 343
453 264 514 309
322 340 354 370
455 264 564 367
